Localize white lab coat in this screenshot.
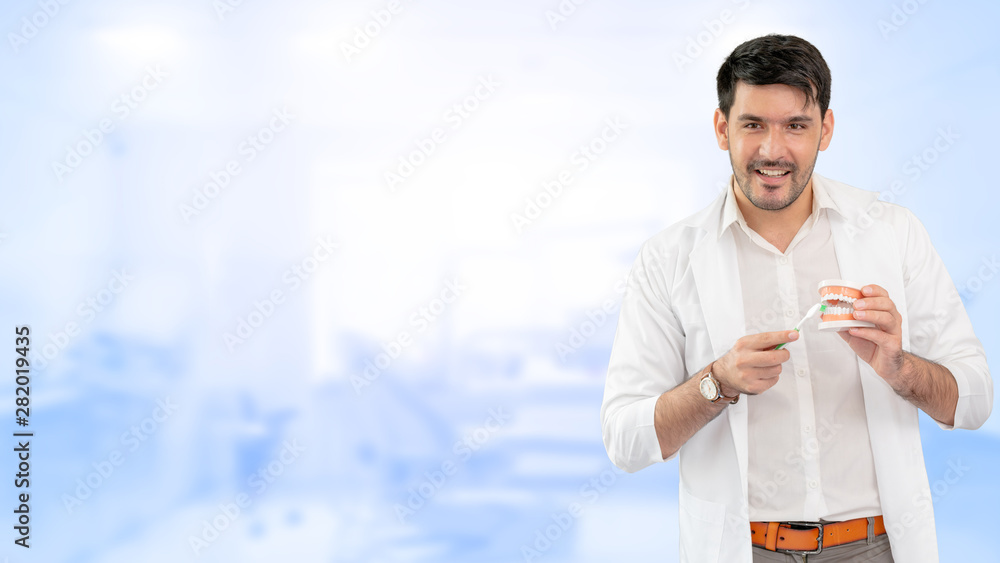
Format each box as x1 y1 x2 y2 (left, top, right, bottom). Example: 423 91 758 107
601 174 993 562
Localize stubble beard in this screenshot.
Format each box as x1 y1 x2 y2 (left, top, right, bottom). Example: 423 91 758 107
730 146 820 212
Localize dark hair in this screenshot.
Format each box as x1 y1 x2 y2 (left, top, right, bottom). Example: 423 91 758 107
716 34 831 118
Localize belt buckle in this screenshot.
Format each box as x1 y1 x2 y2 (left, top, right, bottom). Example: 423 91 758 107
777 522 824 555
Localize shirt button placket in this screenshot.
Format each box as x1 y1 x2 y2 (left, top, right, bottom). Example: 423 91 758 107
779 252 824 517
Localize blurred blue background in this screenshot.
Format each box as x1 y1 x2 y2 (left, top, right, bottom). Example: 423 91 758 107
0 0 997 561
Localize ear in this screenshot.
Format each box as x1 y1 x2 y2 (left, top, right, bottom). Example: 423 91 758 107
818 108 834 151
713 108 729 151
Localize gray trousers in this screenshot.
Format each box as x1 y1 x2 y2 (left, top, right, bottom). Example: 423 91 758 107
752 533 894 562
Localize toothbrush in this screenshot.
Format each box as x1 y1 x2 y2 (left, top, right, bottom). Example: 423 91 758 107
773 303 827 350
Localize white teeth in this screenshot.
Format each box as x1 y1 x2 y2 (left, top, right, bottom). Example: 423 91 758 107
823 306 854 316
821 293 856 303
757 169 788 177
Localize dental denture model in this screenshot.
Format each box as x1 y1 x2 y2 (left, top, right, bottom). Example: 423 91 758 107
817 279 876 331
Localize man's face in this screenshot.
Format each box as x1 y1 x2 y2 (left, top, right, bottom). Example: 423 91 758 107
713 82 834 211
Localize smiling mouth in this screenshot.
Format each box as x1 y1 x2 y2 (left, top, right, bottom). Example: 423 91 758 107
755 169 791 179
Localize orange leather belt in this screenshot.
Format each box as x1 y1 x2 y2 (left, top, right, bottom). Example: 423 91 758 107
750 516 885 554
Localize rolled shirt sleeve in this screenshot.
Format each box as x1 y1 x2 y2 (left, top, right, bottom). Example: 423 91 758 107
601 242 691 472
899 209 993 430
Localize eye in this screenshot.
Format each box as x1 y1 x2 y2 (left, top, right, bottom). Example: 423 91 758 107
744 123 761 129
788 123 805 130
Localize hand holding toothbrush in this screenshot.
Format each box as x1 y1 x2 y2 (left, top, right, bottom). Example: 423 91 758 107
713 330 800 396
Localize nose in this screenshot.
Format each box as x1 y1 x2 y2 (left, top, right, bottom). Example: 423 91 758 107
759 127 788 161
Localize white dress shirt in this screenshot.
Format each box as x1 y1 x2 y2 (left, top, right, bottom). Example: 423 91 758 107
723 178 881 521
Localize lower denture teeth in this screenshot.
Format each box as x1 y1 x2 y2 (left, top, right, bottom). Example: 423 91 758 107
822 305 854 316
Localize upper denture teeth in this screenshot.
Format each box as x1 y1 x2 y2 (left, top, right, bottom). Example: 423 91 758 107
821 293 856 304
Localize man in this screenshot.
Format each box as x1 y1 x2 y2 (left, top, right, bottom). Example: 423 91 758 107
600 35 992 562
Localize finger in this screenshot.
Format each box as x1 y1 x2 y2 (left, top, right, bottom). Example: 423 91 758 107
853 296 900 318
852 310 900 334
744 369 782 394
741 364 783 380
746 348 791 368
854 294 903 334
743 330 799 351
861 284 888 298
755 365 782 379
730 367 782 394
845 326 894 347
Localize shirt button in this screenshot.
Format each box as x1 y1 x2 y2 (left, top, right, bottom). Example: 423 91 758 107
796 368 806 377
804 425 813 433
779 256 788 265
786 310 795 317
809 480 818 489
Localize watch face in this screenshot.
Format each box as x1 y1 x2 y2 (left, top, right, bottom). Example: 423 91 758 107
699 375 718 400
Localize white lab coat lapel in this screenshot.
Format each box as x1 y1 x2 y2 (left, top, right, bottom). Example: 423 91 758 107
824 182 915 437
814 180 910 470
824 179 937 561
688 195 751 502
826 208 907 464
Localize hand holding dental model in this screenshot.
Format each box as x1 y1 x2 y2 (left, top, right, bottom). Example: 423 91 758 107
827 282 909 387
816 281 958 424
771 280 907 387
799 279 910 388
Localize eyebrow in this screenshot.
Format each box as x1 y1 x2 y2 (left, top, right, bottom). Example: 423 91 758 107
736 113 815 124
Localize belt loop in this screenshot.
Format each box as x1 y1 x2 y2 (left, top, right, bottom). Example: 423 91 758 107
765 521 780 551
867 517 875 545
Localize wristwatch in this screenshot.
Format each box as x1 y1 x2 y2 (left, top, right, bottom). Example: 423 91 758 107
699 370 739 404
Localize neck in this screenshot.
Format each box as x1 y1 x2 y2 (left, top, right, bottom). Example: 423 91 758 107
734 177 814 253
